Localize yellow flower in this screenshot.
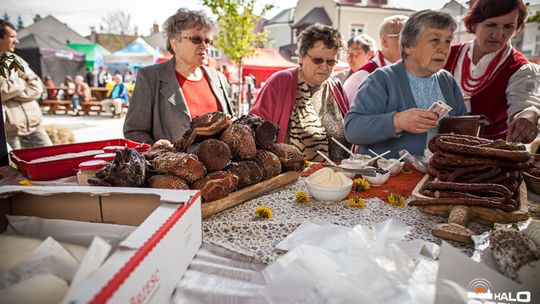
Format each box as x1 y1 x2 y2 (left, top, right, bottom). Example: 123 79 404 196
255 205 273 219
304 160 310 168
18 179 33 186
388 193 405 207
353 178 370 192
348 197 366 208
295 191 311 204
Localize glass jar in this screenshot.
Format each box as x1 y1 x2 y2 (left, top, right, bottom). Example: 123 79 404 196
77 160 106 186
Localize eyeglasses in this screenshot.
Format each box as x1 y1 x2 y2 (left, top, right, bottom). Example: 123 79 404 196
386 34 400 38
306 53 338 66
181 36 214 46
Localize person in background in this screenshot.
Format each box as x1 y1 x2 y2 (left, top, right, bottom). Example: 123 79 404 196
343 15 409 103
221 64 231 83
97 66 110 88
123 70 133 84
71 75 91 116
333 34 377 83
85 67 96 87
101 74 129 117
345 10 467 158
444 0 540 143
250 23 349 162
245 72 256 106
124 8 233 144
60 75 76 100
43 75 57 99
0 19 52 148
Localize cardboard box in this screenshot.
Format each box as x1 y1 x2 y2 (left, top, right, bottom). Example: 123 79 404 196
0 186 202 304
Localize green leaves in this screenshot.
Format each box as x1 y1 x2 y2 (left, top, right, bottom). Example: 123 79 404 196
0 53 25 79
202 0 273 64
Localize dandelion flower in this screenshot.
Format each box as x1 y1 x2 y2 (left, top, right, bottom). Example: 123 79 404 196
388 193 405 207
348 197 366 208
255 205 273 219
18 179 33 186
304 160 310 168
295 191 311 204
353 178 370 192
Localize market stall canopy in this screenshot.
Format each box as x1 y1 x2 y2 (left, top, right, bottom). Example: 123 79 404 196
15 33 85 84
242 49 298 86
67 43 110 70
103 38 156 65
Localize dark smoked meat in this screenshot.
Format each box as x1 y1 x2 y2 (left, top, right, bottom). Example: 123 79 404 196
88 148 147 187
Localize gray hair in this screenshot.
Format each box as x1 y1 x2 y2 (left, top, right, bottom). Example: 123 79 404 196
378 15 408 39
163 8 216 54
297 23 343 57
347 34 377 53
399 10 457 60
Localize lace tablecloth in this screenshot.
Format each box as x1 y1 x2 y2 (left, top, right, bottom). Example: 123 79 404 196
202 176 514 264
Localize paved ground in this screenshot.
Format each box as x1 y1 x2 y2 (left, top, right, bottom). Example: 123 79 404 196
42 113 125 143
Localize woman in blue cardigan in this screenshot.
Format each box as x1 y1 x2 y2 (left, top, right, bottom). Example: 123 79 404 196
345 10 467 158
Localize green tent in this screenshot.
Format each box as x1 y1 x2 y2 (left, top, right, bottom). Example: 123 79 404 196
67 43 110 70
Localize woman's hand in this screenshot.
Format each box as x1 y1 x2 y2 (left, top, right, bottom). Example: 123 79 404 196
507 110 539 144
394 108 438 134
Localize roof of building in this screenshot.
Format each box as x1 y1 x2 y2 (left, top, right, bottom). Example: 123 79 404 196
265 8 294 26
17 15 92 44
292 7 332 29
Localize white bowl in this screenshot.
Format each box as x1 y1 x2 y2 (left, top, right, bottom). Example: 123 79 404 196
339 161 366 179
362 167 391 186
348 154 374 166
377 158 405 176
306 176 353 202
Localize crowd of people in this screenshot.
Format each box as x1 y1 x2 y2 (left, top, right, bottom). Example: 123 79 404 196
2 0 540 155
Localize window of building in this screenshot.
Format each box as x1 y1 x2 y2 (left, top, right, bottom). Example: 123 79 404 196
534 35 540 56
350 23 365 39
210 47 221 59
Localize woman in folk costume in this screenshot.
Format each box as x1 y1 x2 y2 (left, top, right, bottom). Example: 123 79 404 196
444 0 540 143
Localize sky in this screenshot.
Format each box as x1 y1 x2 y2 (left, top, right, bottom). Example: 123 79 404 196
2 0 539 37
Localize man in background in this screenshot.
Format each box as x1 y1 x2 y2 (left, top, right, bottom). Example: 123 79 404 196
0 19 52 149
101 74 128 117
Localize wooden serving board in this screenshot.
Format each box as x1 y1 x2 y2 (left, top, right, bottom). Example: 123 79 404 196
411 174 529 225
201 171 301 219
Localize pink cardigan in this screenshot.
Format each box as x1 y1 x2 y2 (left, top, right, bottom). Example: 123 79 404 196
249 68 349 143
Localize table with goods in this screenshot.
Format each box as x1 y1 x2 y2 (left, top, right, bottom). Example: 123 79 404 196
1 112 539 303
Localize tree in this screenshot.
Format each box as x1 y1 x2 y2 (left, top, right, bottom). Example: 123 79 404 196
202 0 273 115
3 13 9 22
528 11 540 23
16 15 23 29
100 10 136 35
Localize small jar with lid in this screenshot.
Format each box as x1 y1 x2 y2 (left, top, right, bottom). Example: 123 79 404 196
77 160 107 186
94 152 116 162
103 145 127 153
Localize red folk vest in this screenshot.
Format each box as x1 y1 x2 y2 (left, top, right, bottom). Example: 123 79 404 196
444 43 529 139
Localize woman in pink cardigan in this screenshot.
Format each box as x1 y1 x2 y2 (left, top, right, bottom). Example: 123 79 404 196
250 24 349 162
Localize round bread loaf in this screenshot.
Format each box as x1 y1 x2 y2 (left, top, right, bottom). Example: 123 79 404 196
147 174 189 189
226 161 263 188
192 171 239 202
220 124 257 160
235 114 263 132
186 139 231 172
255 120 279 150
191 111 231 136
270 143 305 172
152 152 206 182
254 150 281 180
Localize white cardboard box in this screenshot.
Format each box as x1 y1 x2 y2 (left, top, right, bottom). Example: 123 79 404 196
0 186 202 304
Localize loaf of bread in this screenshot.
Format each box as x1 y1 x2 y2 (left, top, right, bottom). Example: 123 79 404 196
191 111 231 136
147 174 189 189
226 161 263 189
220 124 257 160
254 150 282 180
255 121 279 150
152 152 206 182
192 171 239 202
270 143 305 172
186 139 231 172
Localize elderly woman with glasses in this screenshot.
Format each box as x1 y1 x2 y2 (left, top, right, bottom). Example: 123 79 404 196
250 23 349 162
124 8 233 144
333 34 377 83
345 10 467 158
444 0 540 144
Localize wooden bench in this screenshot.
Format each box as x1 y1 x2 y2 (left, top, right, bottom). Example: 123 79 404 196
80 101 129 117
40 99 71 115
